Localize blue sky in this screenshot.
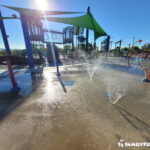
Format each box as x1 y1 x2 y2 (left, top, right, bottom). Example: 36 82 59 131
0 0 150 49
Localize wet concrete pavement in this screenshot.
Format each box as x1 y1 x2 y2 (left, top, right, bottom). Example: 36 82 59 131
0 58 150 150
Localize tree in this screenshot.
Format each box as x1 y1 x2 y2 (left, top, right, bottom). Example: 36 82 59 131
79 44 85 50
56 47 63 53
0 49 6 56
88 43 94 51
133 46 140 51
141 43 150 51
130 46 140 52
122 47 128 51
63 45 71 54
0 49 26 56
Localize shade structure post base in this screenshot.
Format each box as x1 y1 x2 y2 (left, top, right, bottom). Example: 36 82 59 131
142 78 150 83
11 87 21 93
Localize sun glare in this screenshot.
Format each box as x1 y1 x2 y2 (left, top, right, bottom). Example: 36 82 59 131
36 0 47 11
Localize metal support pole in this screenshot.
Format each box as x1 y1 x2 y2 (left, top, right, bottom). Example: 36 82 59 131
94 41 96 50
86 29 89 52
105 36 110 53
56 59 60 76
76 35 77 49
20 12 34 68
86 6 90 52
6 60 21 92
118 40 122 56
77 35 79 49
72 34 74 51
0 10 11 55
128 44 131 66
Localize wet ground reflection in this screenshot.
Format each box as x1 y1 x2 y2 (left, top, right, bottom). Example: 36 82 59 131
0 68 43 121
0 59 150 150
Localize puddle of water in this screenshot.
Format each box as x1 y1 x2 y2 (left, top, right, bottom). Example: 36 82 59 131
63 80 75 86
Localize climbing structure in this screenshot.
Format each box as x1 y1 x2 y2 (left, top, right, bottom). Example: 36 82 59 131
0 5 107 68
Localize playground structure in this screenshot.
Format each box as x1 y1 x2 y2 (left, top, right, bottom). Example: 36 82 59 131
115 40 122 56
132 38 143 47
141 65 150 82
100 36 110 53
0 11 11 55
0 5 108 92
0 5 107 67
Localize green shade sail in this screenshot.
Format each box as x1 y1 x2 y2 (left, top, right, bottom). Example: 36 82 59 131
1 5 107 40
42 14 107 40
2 5 84 16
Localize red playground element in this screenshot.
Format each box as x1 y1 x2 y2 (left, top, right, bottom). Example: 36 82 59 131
6 60 17 88
139 40 143 43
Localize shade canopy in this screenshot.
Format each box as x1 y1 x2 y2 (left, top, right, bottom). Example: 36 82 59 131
2 5 84 17
42 14 107 40
1 5 107 40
